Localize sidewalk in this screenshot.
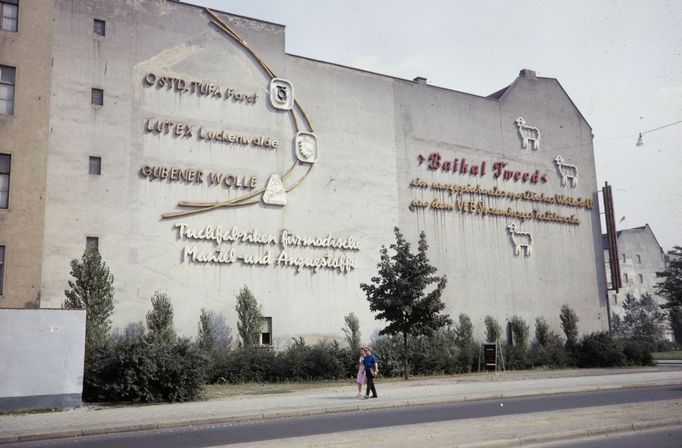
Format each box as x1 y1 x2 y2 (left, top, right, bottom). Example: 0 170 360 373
1 367 682 445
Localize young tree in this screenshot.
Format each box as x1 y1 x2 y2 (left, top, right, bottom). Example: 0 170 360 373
669 307 682 345
197 308 216 353
235 286 263 348
534 317 564 347
360 227 451 380
656 246 682 343
63 249 115 355
560 305 579 347
620 293 667 350
484 315 502 343
146 292 176 343
196 309 233 353
656 246 682 309
509 316 530 347
454 314 475 373
342 312 361 354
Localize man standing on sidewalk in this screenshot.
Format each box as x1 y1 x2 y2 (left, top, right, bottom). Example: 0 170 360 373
363 347 379 399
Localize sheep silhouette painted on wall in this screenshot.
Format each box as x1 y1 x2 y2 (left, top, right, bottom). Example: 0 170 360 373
515 117 541 151
554 155 578 188
507 223 533 257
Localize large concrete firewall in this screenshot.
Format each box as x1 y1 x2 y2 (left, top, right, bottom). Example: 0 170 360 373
2 0 608 346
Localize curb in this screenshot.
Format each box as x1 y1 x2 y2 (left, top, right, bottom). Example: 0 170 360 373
461 417 682 448
2 380 682 445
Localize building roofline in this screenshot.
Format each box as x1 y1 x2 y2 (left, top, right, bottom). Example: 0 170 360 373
170 0 286 29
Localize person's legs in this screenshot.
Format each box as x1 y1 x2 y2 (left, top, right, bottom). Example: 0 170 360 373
365 370 374 397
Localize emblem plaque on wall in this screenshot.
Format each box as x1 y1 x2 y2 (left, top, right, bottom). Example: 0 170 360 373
263 174 288 205
515 117 541 151
269 78 294 110
295 132 318 163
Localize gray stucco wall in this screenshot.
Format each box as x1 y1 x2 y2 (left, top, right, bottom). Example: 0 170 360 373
0 309 85 410
38 0 607 346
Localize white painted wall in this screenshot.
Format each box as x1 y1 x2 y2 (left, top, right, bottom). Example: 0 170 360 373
40 0 608 347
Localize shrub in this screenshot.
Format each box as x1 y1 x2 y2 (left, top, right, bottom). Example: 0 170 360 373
371 334 404 378
212 339 352 384
576 332 624 368
84 334 209 403
621 339 654 366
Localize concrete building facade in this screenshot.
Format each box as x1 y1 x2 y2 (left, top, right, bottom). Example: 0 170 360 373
603 224 668 314
1 0 609 347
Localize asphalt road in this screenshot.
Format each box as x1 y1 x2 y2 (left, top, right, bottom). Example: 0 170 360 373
6 385 682 448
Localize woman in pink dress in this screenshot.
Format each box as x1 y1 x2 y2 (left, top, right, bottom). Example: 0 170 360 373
356 348 367 397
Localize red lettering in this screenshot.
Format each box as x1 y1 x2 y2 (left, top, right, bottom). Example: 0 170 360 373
428 153 441 170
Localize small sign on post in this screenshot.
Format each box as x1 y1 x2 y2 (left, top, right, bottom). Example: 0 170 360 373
483 343 497 370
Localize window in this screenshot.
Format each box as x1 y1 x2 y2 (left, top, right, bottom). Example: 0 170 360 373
89 156 101 175
638 274 643 283
93 18 105 36
0 65 15 115
0 154 9 208
0 0 18 32
0 245 4 295
636 255 641 264
260 317 272 345
622 253 626 263
86 236 99 251
623 273 629 283
91 88 103 106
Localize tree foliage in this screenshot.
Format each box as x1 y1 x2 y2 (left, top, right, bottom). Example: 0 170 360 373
360 227 451 379
656 246 682 309
620 293 667 350
146 292 176 344
454 314 476 373
656 247 682 344
63 249 115 355
560 305 579 347
342 312 361 354
236 286 263 348
484 315 502 343
197 308 216 353
509 316 530 348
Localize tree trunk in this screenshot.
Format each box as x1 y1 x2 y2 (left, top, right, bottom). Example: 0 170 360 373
403 332 409 380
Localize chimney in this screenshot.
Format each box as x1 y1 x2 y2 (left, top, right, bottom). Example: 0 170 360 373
519 69 537 79
413 76 427 85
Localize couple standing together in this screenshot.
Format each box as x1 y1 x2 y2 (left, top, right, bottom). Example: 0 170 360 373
356 347 379 399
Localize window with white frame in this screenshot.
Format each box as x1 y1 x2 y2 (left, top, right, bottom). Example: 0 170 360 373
0 65 15 115
0 0 18 32
0 154 9 208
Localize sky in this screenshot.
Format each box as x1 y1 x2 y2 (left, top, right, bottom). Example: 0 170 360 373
188 0 682 251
